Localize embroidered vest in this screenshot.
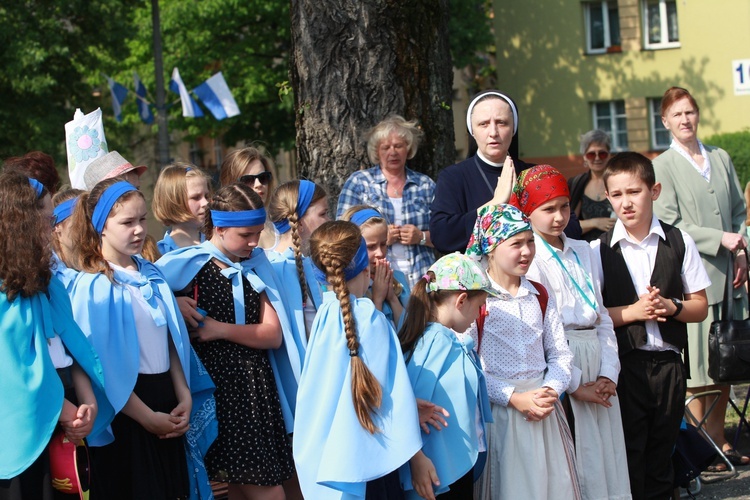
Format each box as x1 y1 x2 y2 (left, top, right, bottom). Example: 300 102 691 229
599 221 687 357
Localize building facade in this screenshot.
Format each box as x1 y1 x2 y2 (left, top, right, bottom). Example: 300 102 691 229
492 0 750 176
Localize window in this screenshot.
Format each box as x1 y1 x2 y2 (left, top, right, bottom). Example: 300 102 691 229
584 2 621 54
649 98 671 149
643 0 679 49
592 100 628 151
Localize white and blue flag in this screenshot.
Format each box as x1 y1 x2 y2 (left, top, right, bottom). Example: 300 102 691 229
169 67 203 118
106 76 129 122
133 72 154 125
193 72 241 120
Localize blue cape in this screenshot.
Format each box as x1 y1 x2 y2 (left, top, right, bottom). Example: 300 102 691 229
400 323 493 497
157 230 206 256
156 241 300 432
69 256 192 444
51 251 79 291
293 293 422 500
268 247 327 343
0 278 114 478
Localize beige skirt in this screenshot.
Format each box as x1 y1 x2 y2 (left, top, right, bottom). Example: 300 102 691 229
474 376 581 500
566 329 631 500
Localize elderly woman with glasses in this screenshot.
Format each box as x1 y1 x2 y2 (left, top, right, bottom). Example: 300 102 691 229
568 129 615 241
219 146 279 250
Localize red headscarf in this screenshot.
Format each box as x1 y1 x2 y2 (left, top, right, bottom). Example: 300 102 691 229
509 164 570 216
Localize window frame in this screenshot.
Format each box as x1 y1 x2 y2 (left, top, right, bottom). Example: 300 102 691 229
592 100 628 151
642 0 680 50
648 98 671 150
584 1 622 54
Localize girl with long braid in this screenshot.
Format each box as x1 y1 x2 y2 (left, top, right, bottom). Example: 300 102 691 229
267 180 330 339
293 221 421 500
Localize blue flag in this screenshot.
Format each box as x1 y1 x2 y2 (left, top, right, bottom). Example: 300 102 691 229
133 72 154 125
106 76 129 122
193 72 241 120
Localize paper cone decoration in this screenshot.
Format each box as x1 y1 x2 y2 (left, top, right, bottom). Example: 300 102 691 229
65 108 109 189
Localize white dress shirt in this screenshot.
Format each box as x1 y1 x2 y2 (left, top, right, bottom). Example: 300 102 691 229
592 215 711 352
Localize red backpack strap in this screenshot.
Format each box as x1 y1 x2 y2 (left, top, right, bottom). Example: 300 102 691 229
476 303 487 352
528 280 548 320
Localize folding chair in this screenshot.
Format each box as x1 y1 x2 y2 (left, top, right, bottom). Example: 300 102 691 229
684 390 738 482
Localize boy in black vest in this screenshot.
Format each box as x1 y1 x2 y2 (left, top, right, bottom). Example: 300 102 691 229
594 152 710 500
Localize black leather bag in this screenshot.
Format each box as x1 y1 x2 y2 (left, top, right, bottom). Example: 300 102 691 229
708 254 750 383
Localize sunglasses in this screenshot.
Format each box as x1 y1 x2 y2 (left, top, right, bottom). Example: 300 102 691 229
239 171 272 186
585 150 610 161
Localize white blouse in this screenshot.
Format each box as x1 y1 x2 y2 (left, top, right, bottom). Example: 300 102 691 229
467 276 573 406
526 233 620 391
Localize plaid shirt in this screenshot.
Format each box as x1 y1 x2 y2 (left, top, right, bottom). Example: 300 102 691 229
336 165 437 283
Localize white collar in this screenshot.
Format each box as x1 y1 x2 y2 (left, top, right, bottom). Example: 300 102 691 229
477 150 504 167
610 214 665 247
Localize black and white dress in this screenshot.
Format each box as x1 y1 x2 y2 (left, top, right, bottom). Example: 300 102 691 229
192 260 294 485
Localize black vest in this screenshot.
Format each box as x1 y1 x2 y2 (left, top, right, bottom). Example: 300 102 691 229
599 221 687 357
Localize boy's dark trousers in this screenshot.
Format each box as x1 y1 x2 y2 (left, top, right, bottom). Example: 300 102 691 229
617 349 687 500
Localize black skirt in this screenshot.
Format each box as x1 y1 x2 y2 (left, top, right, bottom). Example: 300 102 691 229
90 372 188 500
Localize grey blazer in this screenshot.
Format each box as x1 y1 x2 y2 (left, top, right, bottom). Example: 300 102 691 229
653 145 747 305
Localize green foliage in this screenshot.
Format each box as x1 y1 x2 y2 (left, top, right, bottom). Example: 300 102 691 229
98 0 295 156
0 0 138 163
1 0 490 166
448 0 494 69
704 130 750 187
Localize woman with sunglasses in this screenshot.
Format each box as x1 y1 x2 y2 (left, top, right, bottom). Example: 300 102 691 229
568 129 614 241
220 146 279 250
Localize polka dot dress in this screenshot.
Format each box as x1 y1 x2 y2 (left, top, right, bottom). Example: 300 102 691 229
192 260 294 485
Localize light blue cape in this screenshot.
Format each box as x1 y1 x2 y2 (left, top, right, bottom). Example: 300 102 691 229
156 240 300 432
69 256 216 499
0 278 114 478
51 251 79 291
69 256 192 443
400 323 493 497
157 230 206 256
293 292 422 500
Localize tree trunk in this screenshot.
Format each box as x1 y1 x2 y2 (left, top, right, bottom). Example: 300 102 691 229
290 0 454 206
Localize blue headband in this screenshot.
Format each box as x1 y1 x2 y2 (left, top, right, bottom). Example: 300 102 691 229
28 178 44 198
273 180 316 234
53 198 77 225
211 207 267 227
313 237 370 283
350 208 384 227
92 181 138 234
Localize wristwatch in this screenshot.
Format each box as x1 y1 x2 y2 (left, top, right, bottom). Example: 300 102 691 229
670 297 683 318
419 232 427 246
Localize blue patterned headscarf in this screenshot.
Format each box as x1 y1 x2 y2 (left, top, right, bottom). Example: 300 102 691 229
465 203 531 257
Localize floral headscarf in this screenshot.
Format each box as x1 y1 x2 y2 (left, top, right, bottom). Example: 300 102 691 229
509 164 570 216
465 203 532 257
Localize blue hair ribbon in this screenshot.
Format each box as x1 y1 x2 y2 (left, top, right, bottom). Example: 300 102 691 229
28 178 45 198
273 180 316 234
313 237 369 283
53 198 77 225
211 207 267 227
92 181 138 234
350 208 384 227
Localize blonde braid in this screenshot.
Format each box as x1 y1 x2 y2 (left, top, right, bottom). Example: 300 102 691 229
311 221 383 434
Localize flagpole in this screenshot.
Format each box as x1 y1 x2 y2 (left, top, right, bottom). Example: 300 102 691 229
151 0 170 168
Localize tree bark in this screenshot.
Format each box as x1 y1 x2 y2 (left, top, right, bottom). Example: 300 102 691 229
290 0 454 206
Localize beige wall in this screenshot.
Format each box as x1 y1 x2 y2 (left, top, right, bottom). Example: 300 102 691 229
491 0 750 164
